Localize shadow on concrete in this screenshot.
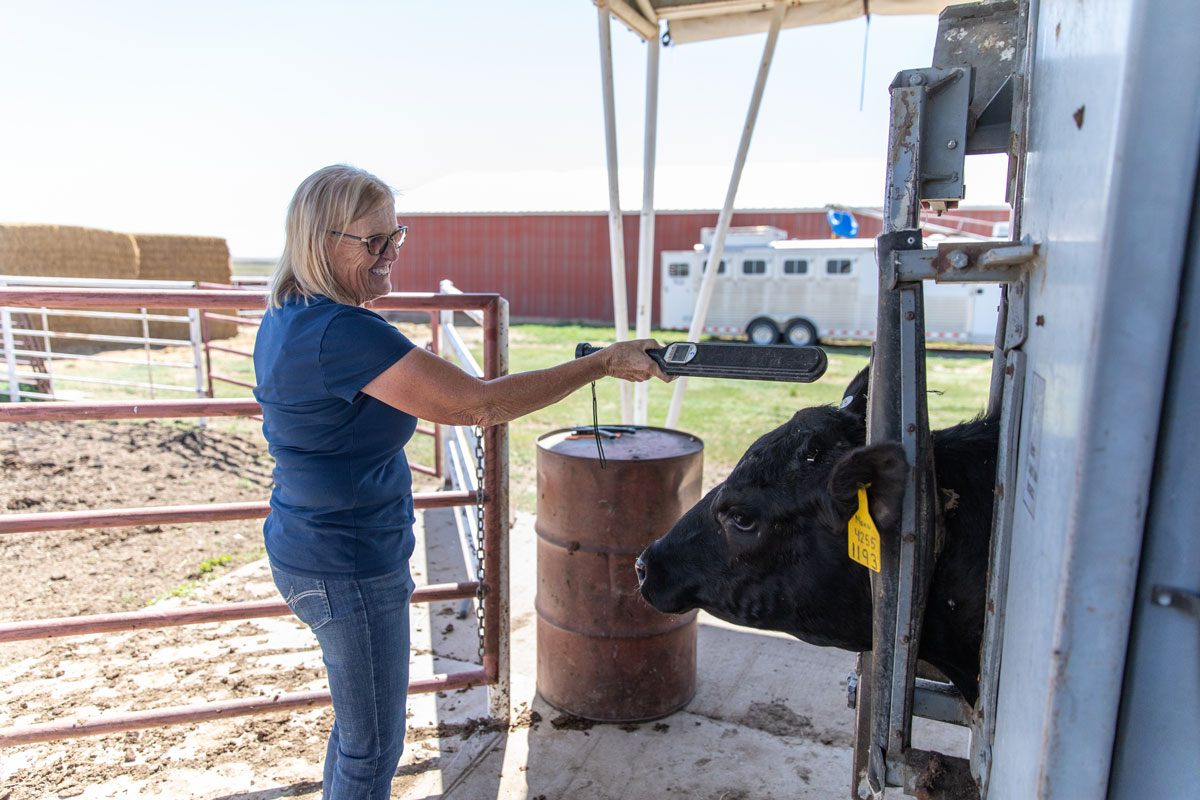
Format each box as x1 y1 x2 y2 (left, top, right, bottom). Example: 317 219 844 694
211 780 322 800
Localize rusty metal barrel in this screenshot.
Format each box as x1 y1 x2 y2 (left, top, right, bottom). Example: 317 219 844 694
535 426 703 722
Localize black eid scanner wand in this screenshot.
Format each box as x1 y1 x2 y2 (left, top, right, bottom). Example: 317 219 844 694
575 341 828 383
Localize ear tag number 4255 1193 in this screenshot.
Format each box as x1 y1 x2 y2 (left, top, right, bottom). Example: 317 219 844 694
848 484 881 572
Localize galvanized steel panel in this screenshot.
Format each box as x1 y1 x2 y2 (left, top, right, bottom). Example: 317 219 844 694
1107 162 1200 799
989 0 1200 796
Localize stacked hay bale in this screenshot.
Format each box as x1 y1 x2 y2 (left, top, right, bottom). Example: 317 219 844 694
132 233 238 339
0 224 242 344
0 223 142 339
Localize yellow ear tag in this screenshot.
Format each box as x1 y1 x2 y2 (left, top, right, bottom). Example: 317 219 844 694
848 484 881 572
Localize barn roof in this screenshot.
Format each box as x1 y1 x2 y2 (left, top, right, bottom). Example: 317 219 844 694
395 156 1009 215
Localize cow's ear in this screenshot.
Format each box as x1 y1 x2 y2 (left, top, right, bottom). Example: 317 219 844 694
826 442 908 533
839 366 870 420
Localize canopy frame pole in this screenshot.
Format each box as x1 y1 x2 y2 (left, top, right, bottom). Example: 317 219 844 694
597 1 632 423
665 0 787 429
633 24 660 425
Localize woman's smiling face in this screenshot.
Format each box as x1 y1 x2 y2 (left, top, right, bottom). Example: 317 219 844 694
328 204 399 305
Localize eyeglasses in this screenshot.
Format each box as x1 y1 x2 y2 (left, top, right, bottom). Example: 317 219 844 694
327 225 408 256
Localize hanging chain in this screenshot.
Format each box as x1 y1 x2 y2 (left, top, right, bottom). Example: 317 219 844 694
472 425 486 666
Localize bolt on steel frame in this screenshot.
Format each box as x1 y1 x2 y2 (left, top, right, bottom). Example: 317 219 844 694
0 286 510 748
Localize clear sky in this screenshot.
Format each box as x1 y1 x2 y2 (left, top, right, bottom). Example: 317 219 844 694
0 1 948 258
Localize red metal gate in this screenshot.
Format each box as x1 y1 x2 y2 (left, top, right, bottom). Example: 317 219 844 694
0 287 510 747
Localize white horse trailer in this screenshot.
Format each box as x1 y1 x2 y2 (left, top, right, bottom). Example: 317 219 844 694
659 227 1001 346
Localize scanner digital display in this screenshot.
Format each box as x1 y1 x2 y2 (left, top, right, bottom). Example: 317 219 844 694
662 343 698 365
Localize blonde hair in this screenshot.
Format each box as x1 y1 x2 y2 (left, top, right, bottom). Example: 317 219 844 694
268 164 395 309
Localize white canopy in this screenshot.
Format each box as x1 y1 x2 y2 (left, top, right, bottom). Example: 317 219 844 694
590 0 959 425
603 0 951 44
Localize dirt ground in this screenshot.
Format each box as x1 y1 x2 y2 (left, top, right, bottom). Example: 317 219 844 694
1 420 274 631
0 418 581 800
0 420 384 799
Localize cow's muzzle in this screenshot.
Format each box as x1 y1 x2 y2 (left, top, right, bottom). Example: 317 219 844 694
634 554 648 587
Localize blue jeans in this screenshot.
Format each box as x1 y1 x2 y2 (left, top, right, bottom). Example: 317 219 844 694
271 562 415 800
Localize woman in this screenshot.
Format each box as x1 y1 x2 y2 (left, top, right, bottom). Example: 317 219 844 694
253 164 668 799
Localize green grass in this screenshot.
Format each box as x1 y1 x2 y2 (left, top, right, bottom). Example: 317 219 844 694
231 259 275 277
476 324 992 512
145 549 263 606
195 554 233 575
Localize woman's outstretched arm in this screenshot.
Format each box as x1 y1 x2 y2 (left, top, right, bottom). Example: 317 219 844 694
362 338 669 427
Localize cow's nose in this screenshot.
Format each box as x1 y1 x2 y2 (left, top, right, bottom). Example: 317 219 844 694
634 555 647 586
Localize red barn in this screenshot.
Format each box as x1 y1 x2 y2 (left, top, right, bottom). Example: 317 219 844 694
391 164 1011 326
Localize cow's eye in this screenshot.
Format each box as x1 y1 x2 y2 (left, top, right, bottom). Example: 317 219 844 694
727 510 756 533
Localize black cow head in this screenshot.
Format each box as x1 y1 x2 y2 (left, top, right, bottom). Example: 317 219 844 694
637 367 910 652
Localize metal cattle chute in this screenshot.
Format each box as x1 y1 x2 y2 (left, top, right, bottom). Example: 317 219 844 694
592 1 1200 798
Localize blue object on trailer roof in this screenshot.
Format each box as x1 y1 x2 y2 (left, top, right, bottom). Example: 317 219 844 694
826 209 859 238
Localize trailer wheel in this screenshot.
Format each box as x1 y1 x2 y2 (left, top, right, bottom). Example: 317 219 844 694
784 319 818 347
746 318 779 345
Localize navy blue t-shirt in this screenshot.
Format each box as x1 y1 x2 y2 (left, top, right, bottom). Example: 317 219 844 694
253 294 417 578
